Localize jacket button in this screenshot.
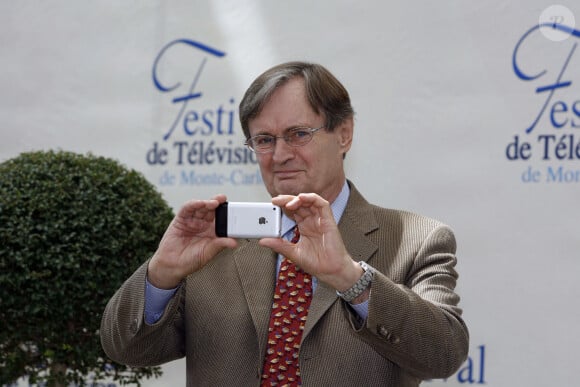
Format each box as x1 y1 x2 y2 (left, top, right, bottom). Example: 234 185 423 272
377 325 400 344
378 325 390 338
130 318 139 333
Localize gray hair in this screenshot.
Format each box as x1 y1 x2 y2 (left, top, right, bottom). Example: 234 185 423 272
239 62 354 138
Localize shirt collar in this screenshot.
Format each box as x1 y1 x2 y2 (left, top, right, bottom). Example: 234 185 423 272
281 180 351 239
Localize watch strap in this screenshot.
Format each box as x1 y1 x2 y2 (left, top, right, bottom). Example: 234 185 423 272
337 261 375 303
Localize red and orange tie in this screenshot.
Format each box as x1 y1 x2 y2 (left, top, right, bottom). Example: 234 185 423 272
261 227 312 386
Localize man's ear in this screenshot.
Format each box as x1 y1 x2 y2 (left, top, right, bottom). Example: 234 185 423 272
338 117 354 153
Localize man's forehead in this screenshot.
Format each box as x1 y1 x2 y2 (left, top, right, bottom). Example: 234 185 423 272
249 85 321 133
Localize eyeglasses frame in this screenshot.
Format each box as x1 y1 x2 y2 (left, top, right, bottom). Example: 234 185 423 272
244 126 325 154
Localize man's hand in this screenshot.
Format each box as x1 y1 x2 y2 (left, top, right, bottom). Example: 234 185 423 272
259 193 365 298
147 194 237 289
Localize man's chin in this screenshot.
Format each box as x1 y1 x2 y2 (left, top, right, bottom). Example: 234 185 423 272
271 180 304 197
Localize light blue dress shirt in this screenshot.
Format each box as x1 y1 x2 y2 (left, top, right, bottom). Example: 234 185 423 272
144 181 369 324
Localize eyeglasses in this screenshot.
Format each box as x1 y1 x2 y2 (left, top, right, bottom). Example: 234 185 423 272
245 126 325 153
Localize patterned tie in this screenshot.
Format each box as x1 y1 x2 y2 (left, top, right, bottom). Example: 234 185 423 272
261 227 312 386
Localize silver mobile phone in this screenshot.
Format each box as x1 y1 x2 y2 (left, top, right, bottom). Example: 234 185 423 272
215 202 282 238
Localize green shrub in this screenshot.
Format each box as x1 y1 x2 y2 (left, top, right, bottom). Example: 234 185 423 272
0 150 174 386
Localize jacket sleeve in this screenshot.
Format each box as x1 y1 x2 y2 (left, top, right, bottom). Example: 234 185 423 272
100 261 186 367
350 224 469 379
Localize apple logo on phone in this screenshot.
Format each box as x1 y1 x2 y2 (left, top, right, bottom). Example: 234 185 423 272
258 216 267 225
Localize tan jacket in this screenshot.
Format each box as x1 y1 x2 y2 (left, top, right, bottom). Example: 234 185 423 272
101 182 469 386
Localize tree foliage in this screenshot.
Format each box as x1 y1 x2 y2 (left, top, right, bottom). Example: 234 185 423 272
0 150 174 386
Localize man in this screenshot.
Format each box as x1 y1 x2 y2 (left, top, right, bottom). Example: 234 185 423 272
101 61 469 386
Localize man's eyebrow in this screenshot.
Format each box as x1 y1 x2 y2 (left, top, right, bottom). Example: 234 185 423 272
284 125 310 132
250 125 309 136
249 128 273 136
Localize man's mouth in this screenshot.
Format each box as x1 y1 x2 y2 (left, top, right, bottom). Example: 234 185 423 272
274 170 302 179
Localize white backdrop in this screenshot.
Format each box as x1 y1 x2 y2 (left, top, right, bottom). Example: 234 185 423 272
2 1 579 386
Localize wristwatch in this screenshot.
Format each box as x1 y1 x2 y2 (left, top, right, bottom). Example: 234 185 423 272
337 261 375 303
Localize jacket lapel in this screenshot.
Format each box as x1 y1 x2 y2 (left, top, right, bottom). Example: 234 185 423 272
234 240 277 355
233 182 380 347
303 182 379 339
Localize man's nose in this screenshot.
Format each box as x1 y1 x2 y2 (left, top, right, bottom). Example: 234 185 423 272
271 138 294 162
